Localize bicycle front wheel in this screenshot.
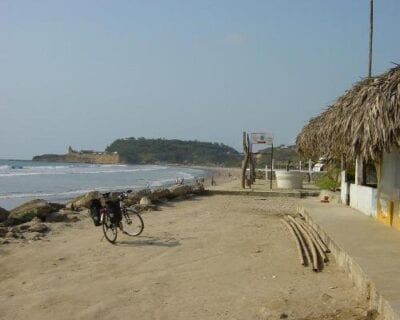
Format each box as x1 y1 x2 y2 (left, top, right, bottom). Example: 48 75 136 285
102 213 118 243
120 210 144 236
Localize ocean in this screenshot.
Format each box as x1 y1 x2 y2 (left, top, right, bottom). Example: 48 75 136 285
0 160 208 210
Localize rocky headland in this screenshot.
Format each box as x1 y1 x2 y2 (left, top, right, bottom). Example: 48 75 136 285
32 146 120 164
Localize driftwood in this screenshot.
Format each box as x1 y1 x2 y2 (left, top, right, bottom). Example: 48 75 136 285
284 215 330 272
287 219 311 267
280 219 306 266
241 132 250 189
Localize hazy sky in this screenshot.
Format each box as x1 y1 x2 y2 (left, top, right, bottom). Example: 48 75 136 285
1 0 399 159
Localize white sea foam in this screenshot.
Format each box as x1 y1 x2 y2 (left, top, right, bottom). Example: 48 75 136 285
0 185 147 200
23 165 72 169
0 166 167 177
0 175 197 201
0 161 207 209
149 178 176 187
98 164 129 167
176 171 196 179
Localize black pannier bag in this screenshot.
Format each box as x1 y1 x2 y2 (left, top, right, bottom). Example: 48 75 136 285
106 200 122 224
90 202 102 226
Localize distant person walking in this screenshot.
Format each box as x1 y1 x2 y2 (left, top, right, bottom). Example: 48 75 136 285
211 176 216 186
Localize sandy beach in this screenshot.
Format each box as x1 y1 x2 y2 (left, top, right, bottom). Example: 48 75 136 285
0 186 373 320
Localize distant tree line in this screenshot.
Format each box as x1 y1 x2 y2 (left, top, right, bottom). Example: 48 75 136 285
256 145 300 168
105 137 242 167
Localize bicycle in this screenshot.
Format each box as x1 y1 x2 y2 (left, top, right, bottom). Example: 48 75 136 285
100 190 144 244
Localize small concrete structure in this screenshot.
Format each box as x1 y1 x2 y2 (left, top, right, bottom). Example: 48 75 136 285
340 149 400 229
207 179 319 198
275 170 303 189
346 182 377 217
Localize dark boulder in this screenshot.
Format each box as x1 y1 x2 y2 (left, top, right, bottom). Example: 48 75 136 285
0 227 7 238
167 185 191 199
0 207 9 222
65 191 104 210
8 200 54 225
191 183 205 195
45 211 80 223
149 188 170 201
127 189 151 202
28 223 50 233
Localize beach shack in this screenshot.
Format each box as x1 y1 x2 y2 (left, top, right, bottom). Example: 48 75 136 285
297 65 400 229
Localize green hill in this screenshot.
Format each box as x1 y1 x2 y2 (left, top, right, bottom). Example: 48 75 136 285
105 138 241 167
256 145 300 168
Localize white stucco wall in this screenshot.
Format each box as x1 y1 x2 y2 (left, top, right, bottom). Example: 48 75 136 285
340 150 399 219
340 170 348 204
349 184 377 217
347 157 377 216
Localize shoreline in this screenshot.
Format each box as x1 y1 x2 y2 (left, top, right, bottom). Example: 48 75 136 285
0 163 240 211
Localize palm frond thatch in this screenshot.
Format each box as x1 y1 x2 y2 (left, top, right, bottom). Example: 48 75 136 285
296 65 400 161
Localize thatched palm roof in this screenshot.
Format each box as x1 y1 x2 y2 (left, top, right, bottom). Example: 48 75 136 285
297 65 400 161
296 111 331 160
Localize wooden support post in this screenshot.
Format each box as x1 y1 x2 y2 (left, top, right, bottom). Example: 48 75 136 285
241 132 249 189
270 144 273 189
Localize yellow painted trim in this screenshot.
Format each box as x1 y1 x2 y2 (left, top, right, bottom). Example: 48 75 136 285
377 199 393 226
395 202 400 231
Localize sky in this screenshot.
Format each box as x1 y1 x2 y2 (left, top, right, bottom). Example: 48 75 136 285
1 0 399 159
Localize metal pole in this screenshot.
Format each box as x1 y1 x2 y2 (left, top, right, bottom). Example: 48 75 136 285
249 141 253 187
270 143 273 189
241 131 248 189
368 0 373 77
247 134 251 188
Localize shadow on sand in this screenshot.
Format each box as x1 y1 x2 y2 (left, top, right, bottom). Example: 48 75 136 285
153 194 207 208
116 236 181 248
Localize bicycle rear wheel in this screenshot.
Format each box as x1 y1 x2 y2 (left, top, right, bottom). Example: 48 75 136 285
120 210 144 236
102 213 118 243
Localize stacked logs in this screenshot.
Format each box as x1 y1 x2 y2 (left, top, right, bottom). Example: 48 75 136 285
281 215 330 272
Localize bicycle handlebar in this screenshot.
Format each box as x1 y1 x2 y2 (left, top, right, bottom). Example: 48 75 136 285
118 189 133 200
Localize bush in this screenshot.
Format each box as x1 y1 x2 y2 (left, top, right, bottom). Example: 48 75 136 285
315 167 341 191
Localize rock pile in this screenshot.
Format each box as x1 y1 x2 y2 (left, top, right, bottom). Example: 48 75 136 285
0 207 9 222
0 200 81 244
65 183 206 211
0 182 205 245
5 200 67 226
0 211 80 244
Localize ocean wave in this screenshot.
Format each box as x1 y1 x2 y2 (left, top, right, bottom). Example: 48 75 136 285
98 164 128 167
0 174 198 201
0 190 94 200
0 183 165 200
0 166 169 177
26 166 73 170
149 178 176 187
0 186 134 200
0 164 208 210
176 171 196 179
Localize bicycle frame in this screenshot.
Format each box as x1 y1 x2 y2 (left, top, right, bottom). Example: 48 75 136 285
100 189 144 242
99 207 108 224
